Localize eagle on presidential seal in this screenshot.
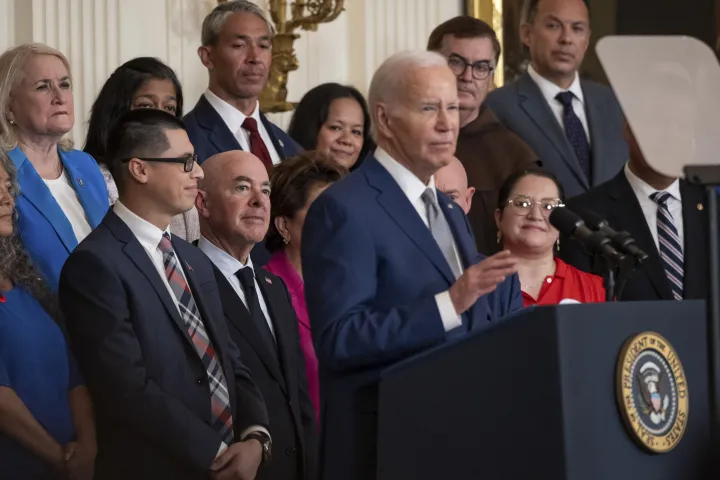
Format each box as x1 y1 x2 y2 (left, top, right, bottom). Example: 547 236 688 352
636 361 670 425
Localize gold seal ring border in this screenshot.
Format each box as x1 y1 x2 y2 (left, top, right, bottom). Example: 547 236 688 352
615 331 690 454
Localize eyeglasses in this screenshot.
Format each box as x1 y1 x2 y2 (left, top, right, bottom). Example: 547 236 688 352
506 196 565 216
447 54 495 80
121 154 198 173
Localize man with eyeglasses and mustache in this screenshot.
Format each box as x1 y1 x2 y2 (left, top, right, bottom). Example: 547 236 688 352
428 16 539 256
484 0 627 199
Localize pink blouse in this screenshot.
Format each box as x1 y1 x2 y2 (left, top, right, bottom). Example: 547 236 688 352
264 250 320 427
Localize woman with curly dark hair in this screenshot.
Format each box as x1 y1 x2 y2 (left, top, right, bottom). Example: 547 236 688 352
264 151 348 424
0 150 96 479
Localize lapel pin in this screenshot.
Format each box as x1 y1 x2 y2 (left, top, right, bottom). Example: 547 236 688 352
279 139 284 148
448 204 453 209
265 277 272 284
186 262 193 272
77 178 84 187
698 203 704 211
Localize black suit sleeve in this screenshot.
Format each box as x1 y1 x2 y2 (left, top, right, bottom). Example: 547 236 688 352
279 278 319 478
225 335 271 434
59 250 221 472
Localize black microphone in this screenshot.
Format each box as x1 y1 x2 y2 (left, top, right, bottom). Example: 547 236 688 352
549 207 626 263
578 210 649 262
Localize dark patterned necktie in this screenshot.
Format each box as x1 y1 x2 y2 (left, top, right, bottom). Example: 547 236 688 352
650 192 684 300
556 91 591 183
242 117 273 171
157 233 234 443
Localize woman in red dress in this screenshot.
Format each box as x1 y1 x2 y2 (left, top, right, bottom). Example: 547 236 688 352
495 168 606 306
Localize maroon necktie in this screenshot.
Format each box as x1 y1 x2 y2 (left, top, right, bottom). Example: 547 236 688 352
242 117 273 170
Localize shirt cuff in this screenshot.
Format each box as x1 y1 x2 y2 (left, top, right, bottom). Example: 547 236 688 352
435 291 462 332
216 442 228 458
240 425 271 442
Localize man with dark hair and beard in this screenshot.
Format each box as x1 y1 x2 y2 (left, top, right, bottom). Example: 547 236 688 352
0 150 97 480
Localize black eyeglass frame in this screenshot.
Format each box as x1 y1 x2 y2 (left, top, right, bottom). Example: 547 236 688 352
447 53 495 80
121 154 198 173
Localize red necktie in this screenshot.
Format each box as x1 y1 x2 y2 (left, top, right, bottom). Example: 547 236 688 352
242 117 273 170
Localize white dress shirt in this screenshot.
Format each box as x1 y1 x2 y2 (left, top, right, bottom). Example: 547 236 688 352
527 64 591 143
113 202 268 454
374 147 463 333
43 170 92 243
204 89 282 165
197 236 275 339
624 163 684 252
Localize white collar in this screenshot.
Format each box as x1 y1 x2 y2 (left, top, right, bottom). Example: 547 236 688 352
374 146 438 204
113 200 170 252
624 163 681 203
527 64 585 106
204 88 261 135
197 235 253 278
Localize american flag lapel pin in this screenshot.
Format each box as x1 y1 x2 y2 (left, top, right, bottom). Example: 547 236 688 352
265 277 272 285
77 178 84 187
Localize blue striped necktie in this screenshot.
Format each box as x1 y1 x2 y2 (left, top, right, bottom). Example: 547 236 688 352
556 91 591 182
650 192 684 300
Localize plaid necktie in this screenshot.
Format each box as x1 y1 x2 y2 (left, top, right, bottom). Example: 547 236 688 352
157 233 234 443
650 192 684 300
421 188 463 279
556 91 591 183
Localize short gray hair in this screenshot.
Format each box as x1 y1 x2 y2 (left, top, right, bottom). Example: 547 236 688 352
202 0 276 46
367 50 449 142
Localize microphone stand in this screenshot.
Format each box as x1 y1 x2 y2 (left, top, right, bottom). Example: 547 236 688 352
684 165 720 470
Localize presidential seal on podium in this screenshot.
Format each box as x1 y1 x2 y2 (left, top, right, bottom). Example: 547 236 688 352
616 331 689 453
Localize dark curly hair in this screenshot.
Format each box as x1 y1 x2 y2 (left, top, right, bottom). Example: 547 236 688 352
266 151 348 253
0 150 59 321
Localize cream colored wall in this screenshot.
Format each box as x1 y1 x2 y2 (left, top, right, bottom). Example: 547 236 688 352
0 0 461 145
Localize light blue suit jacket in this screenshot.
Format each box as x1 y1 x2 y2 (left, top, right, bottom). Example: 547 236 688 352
10 147 109 290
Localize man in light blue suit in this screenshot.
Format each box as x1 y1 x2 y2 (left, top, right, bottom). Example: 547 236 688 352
302 51 523 480
484 0 627 198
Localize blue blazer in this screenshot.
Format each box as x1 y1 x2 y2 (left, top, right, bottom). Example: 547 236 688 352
301 156 522 480
484 73 628 198
10 147 109 290
183 95 301 165
58 211 268 479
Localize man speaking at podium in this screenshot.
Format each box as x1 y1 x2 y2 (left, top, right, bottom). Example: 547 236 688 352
301 51 523 480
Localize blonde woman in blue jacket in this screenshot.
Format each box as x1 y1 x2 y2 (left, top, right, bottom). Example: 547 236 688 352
0 43 109 290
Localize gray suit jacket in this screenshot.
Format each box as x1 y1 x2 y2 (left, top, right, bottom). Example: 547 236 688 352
484 72 628 197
